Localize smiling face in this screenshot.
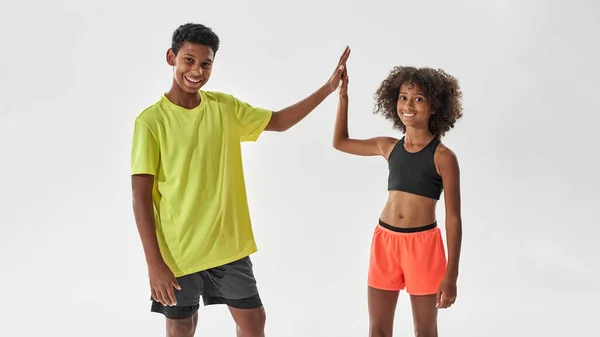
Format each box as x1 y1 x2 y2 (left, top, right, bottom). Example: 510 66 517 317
166 41 214 94
396 81 434 130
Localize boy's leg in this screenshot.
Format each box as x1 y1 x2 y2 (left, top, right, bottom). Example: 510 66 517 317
165 311 199 337
150 272 204 337
229 305 266 337
202 256 266 337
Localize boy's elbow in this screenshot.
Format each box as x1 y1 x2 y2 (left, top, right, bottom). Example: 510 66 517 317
132 190 150 206
131 174 154 201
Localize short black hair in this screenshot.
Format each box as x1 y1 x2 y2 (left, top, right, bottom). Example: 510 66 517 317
171 23 220 55
373 66 463 138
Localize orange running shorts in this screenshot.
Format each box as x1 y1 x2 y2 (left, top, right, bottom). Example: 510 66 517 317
368 219 447 295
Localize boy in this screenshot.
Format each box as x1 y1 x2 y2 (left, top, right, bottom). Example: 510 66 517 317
130 23 350 337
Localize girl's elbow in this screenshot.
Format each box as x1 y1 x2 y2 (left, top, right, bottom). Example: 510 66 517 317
332 137 345 150
446 216 462 227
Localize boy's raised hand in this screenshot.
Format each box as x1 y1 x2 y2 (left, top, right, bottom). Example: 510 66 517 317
325 46 351 93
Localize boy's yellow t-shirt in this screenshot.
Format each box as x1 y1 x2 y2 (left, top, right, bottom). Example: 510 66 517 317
130 90 272 277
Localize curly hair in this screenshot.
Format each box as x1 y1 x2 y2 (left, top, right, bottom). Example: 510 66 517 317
171 23 220 55
373 66 463 138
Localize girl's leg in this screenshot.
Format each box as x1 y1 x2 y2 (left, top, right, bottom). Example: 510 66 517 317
368 286 399 337
402 227 446 336
409 294 438 337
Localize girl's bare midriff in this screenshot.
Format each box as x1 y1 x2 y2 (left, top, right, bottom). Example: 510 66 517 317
379 190 437 228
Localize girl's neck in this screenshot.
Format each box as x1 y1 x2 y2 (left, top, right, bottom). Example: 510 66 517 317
404 128 435 145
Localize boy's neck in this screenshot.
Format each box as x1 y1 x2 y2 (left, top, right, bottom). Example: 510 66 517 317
165 83 201 109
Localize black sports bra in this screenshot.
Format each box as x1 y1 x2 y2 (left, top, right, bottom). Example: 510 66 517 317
387 137 443 200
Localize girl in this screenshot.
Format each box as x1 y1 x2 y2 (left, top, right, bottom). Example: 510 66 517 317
333 65 463 337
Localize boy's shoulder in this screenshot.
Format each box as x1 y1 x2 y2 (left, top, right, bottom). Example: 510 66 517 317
134 97 165 125
133 91 242 124
202 90 239 105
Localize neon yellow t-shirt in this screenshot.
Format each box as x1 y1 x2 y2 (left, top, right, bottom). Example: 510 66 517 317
130 90 272 277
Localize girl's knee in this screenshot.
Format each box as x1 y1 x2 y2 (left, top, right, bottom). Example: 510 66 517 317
369 322 393 337
413 324 437 337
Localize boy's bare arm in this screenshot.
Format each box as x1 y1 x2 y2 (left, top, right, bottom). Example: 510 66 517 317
131 174 180 306
131 174 163 265
265 46 351 132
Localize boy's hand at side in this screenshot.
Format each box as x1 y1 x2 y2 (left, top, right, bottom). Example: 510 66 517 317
149 260 181 307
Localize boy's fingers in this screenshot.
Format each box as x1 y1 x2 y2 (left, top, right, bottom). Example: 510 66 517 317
167 287 177 306
157 289 168 306
337 46 350 65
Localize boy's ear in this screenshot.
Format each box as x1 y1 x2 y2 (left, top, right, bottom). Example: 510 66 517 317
166 48 176 66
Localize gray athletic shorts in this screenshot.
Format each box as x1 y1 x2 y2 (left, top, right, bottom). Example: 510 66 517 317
150 256 262 319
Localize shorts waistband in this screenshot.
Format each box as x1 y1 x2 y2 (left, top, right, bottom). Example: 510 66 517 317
378 219 437 233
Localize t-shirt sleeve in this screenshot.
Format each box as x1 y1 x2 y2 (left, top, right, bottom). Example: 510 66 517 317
231 95 273 142
130 119 160 175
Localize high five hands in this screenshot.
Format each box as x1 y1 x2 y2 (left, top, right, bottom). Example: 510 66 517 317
326 46 351 94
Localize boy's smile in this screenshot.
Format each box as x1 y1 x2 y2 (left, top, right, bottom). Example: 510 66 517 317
167 41 214 94
184 75 203 86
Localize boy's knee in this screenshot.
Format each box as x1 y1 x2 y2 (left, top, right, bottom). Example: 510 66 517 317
234 307 266 337
236 325 265 337
166 316 196 337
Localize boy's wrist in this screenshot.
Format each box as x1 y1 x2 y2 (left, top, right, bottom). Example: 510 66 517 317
321 82 336 95
145 251 165 266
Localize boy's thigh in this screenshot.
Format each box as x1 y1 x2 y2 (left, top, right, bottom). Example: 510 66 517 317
150 271 205 320
202 256 263 309
149 256 263 319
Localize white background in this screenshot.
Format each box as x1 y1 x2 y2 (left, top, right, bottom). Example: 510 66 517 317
1 0 599 336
